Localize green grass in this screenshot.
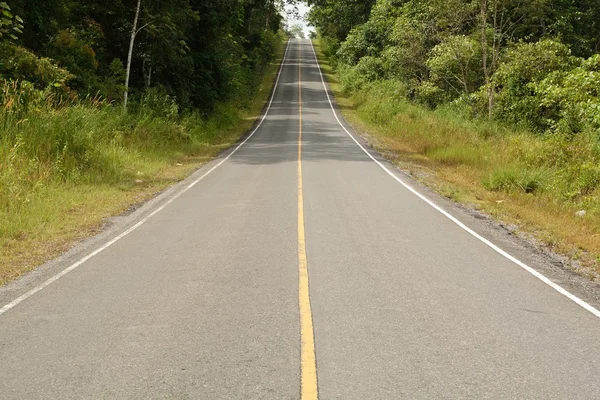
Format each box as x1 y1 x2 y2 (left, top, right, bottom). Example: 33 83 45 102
427 145 484 167
0 41 287 285
313 38 600 278
482 166 550 194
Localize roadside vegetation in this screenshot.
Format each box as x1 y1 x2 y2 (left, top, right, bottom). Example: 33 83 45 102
308 0 600 277
0 1 290 284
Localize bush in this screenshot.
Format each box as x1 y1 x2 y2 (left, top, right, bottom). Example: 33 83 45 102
424 35 483 102
351 79 408 124
336 22 382 65
547 132 600 198
100 59 126 102
414 80 446 108
0 43 73 88
491 39 577 130
336 0 399 66
382 13 429 84
139 87 180 120
47 28 105 95
534 54 600 134
318 36 341 62
339 56 385 92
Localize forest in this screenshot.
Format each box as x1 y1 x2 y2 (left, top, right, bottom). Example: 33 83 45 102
0 0 289 283
1 0 287 110
309 0 600 133
308 0 600 274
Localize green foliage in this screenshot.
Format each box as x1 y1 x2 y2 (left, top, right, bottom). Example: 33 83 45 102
381 12 429 83
0 55 281 211
491 39 577 130
534 55 600 134
425 35 483 103
0 2 23 41
0 0 289 214
311 0 600 138
0 43 73 88
336 22 382 65
335 0 398 66
287 23 305 39
317 35 341 61
47 28 100 91
102 59 126 102
339 56 385 92
139 86 180 120
2 0 286 111
544 0 600 58
342 74 600 203
307 0 376 44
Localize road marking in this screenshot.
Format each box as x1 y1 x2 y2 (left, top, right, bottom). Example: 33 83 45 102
0 41 292 316
308 40 600 320
298 41 319 400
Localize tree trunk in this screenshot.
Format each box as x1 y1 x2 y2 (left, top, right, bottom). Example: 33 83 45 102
488 0 499 118
265 1 272 31
143 56 152 88
481 0 492 119
124 0 142 112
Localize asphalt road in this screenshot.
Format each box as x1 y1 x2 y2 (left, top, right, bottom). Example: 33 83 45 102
1 39 600 399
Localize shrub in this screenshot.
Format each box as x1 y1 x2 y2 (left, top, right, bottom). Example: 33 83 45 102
351 79 408 124
382 13 429 84
491 39 577 130
336 0 399 66
425 35 483 102
336 22 382 65
100 59 126 102
534 54 600 134
140 87 180 120
339 56 385 92
319 36 341 62
48 29 100 92
0 43 73 88
414 80 446 108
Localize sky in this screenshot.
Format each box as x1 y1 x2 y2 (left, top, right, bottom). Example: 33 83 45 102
285 1 314 37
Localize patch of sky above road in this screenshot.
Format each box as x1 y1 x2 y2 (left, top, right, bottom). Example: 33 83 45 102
285 1 314 37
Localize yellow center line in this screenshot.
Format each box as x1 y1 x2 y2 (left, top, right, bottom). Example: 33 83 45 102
298 41 319 400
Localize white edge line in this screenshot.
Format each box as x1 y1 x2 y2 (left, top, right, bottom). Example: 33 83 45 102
308 40 600 320
0 41 293 316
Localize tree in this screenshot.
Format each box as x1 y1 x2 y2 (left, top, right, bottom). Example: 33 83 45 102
288 23 305 38
124 0 141 111
427 35 483 98
4 0 289 111
307 0 376 47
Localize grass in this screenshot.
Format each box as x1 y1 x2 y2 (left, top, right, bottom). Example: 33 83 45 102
313 39 600 279
0 41 287 285
482 166 549 194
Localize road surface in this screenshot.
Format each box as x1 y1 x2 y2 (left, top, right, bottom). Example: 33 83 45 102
1 39 600 399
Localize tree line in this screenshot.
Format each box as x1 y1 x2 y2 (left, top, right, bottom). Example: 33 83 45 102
0 0 288 113
308 0 600 135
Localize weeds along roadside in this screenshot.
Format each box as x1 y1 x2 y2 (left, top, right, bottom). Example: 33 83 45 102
0 39 288 285
314 39 600 279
